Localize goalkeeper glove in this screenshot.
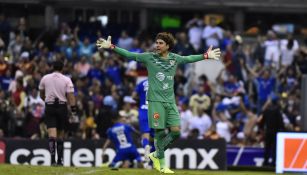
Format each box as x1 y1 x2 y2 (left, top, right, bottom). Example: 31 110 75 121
204 45 221 60
96 36 115 49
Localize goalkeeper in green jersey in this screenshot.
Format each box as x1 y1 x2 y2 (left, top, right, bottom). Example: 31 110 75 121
96 32 221 173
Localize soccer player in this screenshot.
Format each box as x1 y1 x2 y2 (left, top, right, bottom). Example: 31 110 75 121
97 32 221 173
102 114 142 169
132 78 155 165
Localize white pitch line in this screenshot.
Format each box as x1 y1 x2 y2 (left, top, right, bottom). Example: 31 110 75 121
62 169 104 175
81 169 105 174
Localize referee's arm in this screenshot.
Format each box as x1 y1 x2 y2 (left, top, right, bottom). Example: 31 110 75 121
40 90 45 101
67 92 76 106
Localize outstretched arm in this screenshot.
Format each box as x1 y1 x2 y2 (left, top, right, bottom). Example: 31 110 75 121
178 46 221 64
96 36 147 62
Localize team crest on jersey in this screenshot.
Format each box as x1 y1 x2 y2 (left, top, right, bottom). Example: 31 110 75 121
169 60 176 66
156 72 165 81
153 112 160 119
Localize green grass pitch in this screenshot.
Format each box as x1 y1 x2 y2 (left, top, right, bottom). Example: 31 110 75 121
0 164 297 175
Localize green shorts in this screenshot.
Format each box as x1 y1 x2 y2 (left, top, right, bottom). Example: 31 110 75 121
148 101 180 129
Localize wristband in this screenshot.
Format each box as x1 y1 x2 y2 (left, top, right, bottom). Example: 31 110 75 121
110 44 115 50
204 52 209 60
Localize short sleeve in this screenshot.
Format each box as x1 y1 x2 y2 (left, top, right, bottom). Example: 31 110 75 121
38 76 45 90
66 78 74 93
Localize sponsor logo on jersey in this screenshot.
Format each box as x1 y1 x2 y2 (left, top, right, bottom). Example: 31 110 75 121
153 112 160 119
169 60 176 66
167 76 173 80
156 72 165 81
163 83 169 90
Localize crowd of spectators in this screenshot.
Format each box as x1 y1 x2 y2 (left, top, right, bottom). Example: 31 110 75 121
0 14 306 147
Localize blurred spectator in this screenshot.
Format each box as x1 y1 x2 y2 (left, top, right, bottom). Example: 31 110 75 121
11 77 26 111
117 30 133 50
213 104 234 143
186 16 203 52
0 14 11 45
125 38 142 77
74 56 91 77
216 69 245 97
0 55 8 76
8 34 24 60
220 30 233 52
188 107 212 139
0 89 10 136
198 74 213 96
119 96 138 126
74 27 96 58
173 32 196 56
244 65 276 113
174 69 187 96
16 17 28 38
216 111 234 143
280 34 299 67
180 99 193 139
293 48 307 74
23 88 44 139
103 95 118 111
105 56 123 86
64 39 79 61
236 96 258 145
0 67 12 91
252 35 265 65
189 85 211 116
87 60 105 85
258 96 285 166
231 35 245 81
202 17 223 48
263 31 280 68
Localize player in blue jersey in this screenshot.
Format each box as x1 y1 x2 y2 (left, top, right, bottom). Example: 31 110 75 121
102 114 142 169
132 78 155 165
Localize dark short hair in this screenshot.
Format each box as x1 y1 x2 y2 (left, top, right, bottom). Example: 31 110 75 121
53 60 64 71
155 32 175 50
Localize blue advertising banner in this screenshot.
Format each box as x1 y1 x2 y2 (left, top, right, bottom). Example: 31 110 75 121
227 146 264 167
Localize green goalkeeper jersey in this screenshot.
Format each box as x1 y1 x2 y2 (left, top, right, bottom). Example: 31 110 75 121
114 47 204 103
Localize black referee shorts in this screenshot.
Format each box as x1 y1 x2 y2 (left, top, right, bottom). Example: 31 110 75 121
44 104 68 130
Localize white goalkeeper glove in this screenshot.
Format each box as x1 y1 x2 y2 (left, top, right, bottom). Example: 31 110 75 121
204 45 221 61
96 36 114 49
